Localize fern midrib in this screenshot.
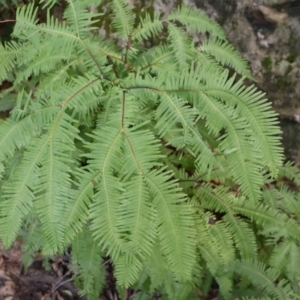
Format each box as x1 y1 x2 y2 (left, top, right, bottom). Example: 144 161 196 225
145 173 184 277
130 174 143 244
140 51 174 71
68 0 80 37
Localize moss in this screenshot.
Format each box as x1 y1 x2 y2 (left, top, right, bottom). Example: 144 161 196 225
261 57 272 70
276 78 291 90
286 55 296 63
285 64 293 75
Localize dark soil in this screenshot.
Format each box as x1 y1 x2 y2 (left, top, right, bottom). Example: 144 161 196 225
0 240 86 300
0 240 221 300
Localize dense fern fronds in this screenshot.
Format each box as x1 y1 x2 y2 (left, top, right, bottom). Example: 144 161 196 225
71 229 105 298
0 0 295 299
232 260 295 300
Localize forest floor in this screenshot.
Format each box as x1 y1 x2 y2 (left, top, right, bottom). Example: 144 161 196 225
0 240 219 300
0 240 86 300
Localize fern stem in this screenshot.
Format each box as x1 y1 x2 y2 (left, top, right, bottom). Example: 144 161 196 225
122 90 126 128
123 36 132 64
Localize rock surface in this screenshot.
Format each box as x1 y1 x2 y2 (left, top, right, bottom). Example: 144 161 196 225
206 0 300 163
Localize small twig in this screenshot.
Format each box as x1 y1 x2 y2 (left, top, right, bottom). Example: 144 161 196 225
0 20 16 23
124 36 132 64
50 278 73 294
107 55 119 79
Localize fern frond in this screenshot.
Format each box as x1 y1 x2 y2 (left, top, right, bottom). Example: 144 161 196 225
90 174 125 256
232 200 300 242
197 185 257 258
232 260 294 300
63 0 102 37
132 11 163 42
278 161 300 186
200 73 283 176
0 41 21 83
15 50 71 85
269 241 295 279
60 75 102 114
117 175 156 254
86 125 130 259
285 242 300 283
136 45 176 73
64 171 94 243
197 241 223 275
114 252 144 287
167 4 226 39
145 168 196 282
226 214 257 259
204 99 263 200
13 3 39 38
116 128 163 256
167 23 193 68
0 133 49 247
110 0 135 39
71 229 105 297
266 229 300 284
200 38 253 78
208 221 235 264
122 127 163 176
275 186 300 218
155 93 195 140
146 244 169 291
0 111 45 162
34 114 78 254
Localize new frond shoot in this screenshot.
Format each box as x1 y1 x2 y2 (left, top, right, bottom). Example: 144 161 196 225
0 0 298 299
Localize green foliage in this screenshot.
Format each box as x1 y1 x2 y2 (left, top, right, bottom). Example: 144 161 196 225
0 0 299 299
0 0 18 8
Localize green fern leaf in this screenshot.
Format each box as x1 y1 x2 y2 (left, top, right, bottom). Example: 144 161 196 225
232 260 294 300
167 23 193 68
72 229 105 297
110 0 135 39
200 38 253 78
167 4 226 39
145 168 196 282
133 12 163 42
